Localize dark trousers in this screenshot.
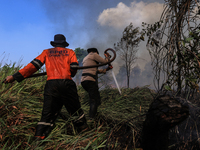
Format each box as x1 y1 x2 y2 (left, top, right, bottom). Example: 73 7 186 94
35 79 86 138
81 80 101 118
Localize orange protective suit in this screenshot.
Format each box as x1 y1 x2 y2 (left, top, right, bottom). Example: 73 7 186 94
13 47 78 81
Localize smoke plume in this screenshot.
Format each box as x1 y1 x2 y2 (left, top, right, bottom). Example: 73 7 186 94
42 0 164 88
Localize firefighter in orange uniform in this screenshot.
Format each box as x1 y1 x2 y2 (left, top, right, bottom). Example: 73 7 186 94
3 34 88 140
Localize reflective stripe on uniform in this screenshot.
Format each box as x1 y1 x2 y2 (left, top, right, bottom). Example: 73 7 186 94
70 62 79 68
70 65 79 68
37 122 54 126
31 59 43 70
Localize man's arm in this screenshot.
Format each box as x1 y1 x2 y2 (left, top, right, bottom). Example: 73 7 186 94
97 65 113 74
97 69 106 74
3 51 46 83
93 53 110 64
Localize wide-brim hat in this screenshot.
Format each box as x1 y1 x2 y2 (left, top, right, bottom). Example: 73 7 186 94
87 48 99 54
50 34 69 47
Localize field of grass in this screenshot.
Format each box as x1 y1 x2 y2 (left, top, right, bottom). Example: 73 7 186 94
0 63 155 150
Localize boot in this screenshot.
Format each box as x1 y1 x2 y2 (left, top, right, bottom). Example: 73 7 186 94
89 102 98 119
73 114 89 133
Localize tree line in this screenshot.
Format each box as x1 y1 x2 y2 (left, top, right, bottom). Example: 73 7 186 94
74 0 200 99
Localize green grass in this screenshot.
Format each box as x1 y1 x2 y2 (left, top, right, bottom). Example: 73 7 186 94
0 63 155 149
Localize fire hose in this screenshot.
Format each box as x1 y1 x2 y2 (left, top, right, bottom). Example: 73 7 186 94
25 48 116 78
2 48 121 94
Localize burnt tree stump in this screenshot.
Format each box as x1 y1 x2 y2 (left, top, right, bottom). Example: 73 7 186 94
141 95 189 150
169 100 200 150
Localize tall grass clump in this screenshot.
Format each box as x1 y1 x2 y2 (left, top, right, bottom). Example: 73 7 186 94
0 63 155 149
0 63 46 149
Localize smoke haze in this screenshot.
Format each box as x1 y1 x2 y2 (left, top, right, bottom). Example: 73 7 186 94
42 0 165 89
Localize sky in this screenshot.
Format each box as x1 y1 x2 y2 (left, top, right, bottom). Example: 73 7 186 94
0 0 165 88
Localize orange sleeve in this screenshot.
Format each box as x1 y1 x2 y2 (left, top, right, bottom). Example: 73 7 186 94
19 63 38 78
13 50 46 82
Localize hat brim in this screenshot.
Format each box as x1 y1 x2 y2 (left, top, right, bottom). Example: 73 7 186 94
50 41 69 47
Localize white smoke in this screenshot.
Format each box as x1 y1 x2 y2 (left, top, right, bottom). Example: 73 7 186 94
97 1 164 30
97 1 164 88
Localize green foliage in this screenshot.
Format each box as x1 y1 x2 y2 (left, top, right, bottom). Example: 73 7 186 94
140 0 200 96
99 86 154 122
114 23 141 88
74 47 87 65
168 28 200 93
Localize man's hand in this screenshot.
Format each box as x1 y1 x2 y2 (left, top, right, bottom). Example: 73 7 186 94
106 65 113 71
2 76 15 84
104 52 111 58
